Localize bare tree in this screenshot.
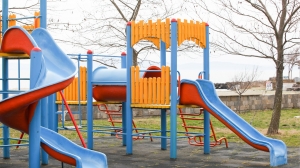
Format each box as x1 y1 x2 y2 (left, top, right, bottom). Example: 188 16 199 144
189 0 300 135
47 0 186 67
285 47 300 79
230 67 259 113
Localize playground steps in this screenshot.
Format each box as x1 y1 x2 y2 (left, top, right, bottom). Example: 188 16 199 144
178 108 228 147
97 104 153 141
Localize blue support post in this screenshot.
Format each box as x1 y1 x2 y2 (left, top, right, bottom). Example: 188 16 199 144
48 94 56 131
160 40 167 150
40 0 47 29
87 50 93 149
121 52 127 145
125 22 133 155
2 0 10 159
53 98 58 132
203 23 210 154
41 97 48 165
40 1 49 163
29 47 43 168
121 52 126 69
170 19 178 159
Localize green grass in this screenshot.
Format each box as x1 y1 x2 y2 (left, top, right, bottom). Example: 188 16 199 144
1 109 299 147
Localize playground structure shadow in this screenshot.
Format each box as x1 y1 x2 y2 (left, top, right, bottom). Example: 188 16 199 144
0 136 299 168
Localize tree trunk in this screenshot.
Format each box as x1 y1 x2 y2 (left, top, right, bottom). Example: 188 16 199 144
238 94 241 113
267 58 284 134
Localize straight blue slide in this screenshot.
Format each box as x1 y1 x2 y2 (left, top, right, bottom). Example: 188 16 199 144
179 79 287 167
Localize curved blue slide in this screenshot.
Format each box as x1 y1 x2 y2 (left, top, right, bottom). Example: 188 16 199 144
0 26 107 167
179 79 287 167
31 28 108 168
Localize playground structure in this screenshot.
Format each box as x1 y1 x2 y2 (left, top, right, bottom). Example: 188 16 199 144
0 1 288 168
0 1 107 168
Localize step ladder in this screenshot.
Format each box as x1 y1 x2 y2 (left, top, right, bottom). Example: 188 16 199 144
178 108 228 147
97 104 153 141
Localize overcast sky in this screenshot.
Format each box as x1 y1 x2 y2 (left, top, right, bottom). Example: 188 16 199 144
1 0 299 91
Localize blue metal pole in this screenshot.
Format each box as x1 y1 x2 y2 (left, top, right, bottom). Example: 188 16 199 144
121 52 126 69
40 0 47 29
41 97 48 165
170 19 178 159
40 1 49 163
121 52 127 145
125 22 133 155
53 96 58 132
160 41 166 66
160 40 167 150
87 50 94 149
77 56 82 126
48 94 55 131
203 23 210 154
2 0 10 159
29 47 43 168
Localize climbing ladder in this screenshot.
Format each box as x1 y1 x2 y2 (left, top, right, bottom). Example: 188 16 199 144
97 104 153 141
178 108 228 147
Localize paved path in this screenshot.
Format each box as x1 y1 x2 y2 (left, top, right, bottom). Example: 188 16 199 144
0 137 299 168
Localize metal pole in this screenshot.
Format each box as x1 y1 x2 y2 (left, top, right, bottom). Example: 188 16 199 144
87 50 93 149
121 52 127 145
170 18 178 159
160 40 167 150
41 97 49 165
203 23 210 154
125 22 133 155
2 0 10 159
29 47 43 168
40 0 47 28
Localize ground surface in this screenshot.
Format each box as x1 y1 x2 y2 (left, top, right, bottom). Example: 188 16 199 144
0 136 299 168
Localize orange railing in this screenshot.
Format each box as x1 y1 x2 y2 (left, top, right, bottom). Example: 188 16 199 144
131 66 170 105
130 19 207 49
56 66 87 102
1 12 40 44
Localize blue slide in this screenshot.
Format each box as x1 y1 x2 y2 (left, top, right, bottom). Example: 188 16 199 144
179 79 287 167
0 26 107 167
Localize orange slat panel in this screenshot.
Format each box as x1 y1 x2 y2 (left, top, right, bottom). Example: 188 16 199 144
152 77 157 104
139 78 143 104
165 66 170 104
161 66 166 104
143 78 148 104
131 66 135 103
148 77 153 104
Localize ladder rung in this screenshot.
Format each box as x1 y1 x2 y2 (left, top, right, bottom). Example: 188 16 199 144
178 113 201 116
105 113 122 115
180 117 204 120
108 120 122 123
183 126 203 129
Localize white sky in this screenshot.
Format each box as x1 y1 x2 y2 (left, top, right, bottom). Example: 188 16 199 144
1 0 299 91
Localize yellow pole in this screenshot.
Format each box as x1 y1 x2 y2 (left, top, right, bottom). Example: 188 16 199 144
34 11 40 28
157 77 161 104
152 77 157 104
75 78 78 101
131 66 135 103
143 78 148 104
161 66 166 104
139 78 143 104
135 66 140 103
166 66 170 104
148 77 153 104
